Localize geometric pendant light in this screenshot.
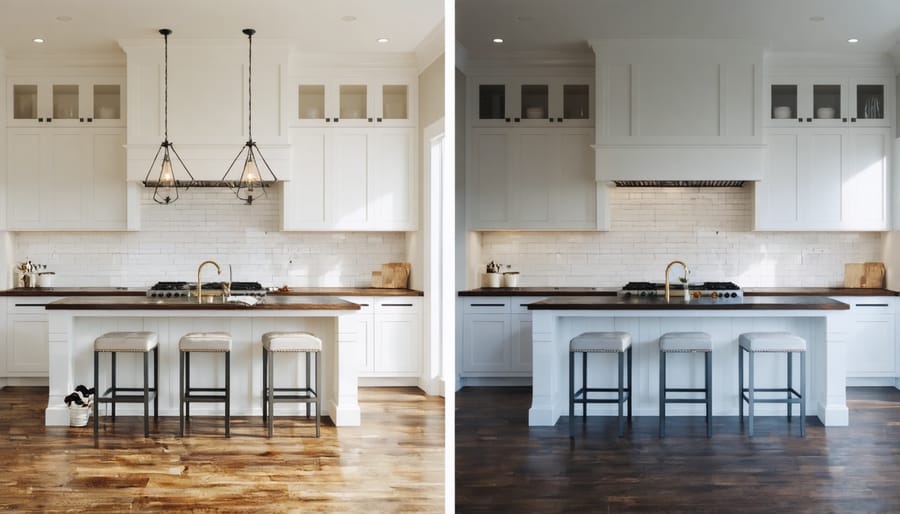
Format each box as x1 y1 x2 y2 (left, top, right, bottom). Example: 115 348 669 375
143 28 195 204
221 28 278 205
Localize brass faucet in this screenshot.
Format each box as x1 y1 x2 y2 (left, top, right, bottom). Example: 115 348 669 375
196 260 221 303
664 260 690 302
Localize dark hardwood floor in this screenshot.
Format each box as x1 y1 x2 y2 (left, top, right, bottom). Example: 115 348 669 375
0 386 444 513
456 386 900 513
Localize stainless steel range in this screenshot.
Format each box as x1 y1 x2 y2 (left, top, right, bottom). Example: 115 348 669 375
620 281 743 299
147 281 268 299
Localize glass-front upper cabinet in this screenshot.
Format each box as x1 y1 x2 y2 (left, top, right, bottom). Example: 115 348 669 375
8 77 124 127
766 76 891 128
293 78 414 127
474 77 593 127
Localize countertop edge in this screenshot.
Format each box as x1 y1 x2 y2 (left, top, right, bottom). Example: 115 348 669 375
459 287 898 297
526 295 850 311
2 287 423 297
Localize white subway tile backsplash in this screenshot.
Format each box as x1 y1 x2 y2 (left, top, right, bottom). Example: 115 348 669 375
481 187 884 287
12 187 407 288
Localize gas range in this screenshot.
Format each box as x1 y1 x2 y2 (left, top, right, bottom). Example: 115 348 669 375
620 281 743 300
147 281 268 299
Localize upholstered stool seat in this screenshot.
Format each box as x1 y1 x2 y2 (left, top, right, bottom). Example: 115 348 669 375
179 331 232 437
569 331 633 437
262 332 322 437
738 332 807 437
93 331 159 438
658 331 713 437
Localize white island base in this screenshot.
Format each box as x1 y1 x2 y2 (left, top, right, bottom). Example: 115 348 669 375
528 307 852 427
46 306 363 427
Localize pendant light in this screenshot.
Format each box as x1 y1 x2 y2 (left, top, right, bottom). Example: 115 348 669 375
143 28 195 204
222 28 277 205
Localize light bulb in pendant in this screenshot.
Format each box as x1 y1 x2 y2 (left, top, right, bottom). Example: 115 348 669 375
242 154 260 190
159 156 175 186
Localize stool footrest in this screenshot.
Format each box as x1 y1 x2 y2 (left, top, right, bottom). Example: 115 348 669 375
184 393 228 403
664 398 710 404
98 387 157 403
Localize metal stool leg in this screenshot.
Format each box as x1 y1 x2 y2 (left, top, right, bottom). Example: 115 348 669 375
659 350 666 438
787 350 793 422
179 350 185 437
94 351 100 437
748 349 755 437
627 346 633 422
143 350 150 438
267 349 275 438
306 352 311 419
738 346 744 421
225 351 231 438
706 351 713 438
799 351 806 437
315 351 321 437
617 351 625 437
262 347 268 423
111 352 117 421
569 351 575 438
153 346 159 422
581 351 588 423
185 351 191 421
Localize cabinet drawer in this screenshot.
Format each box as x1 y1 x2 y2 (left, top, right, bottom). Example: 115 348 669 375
374 297 421 314
511 297 546 314
463 298 510 314
8 297 60 314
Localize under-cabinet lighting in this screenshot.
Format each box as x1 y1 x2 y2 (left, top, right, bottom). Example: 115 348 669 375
492 38 504 44
32 37 45 43
847 38 860 43
377 37 390 44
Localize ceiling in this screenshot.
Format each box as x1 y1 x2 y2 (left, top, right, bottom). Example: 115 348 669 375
0 0 443 59
457 0 900 59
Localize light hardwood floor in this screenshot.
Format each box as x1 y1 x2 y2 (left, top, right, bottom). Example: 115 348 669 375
0 386 444 512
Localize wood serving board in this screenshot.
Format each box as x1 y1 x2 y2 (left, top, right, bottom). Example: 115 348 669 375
380 262 411 288
843 262 885 288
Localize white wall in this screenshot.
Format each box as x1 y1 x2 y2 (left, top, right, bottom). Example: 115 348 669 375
10 187 407 287
478 186 885 287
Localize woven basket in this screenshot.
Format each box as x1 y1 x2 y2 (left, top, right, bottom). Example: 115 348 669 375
69 405 91 427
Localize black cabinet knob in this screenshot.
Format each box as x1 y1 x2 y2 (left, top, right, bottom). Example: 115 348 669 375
38 117 44 122
325 117 331 122
505 118 511 122
557 117 563 122
87 117 92 122
842 117 848 122
47 117 52 122
798 118 803 123
334 117 339 122
851 118 857 122
377 117 382 122
80 117 85 122
806 117 812 122
514 117 520 122
548 118 554 123
368 117 373 122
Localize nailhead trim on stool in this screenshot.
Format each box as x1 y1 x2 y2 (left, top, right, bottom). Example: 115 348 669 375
93 332 159 438
179 332 232 437
739 332 807 437
569 331 633 437
262 332 322 437
658 331 713 438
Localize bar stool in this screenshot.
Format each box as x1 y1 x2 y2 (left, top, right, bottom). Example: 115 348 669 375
738 332 807 437
261 331 322 437
179 332 232 437
93 331 159 438
658 331 713 437
569 331 632 437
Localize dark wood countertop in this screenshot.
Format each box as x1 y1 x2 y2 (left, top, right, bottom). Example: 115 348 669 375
527 295 849 310
459 287 618 296
0 287 145 297
744 287 897 296
272 287 423 297
45 295 361 311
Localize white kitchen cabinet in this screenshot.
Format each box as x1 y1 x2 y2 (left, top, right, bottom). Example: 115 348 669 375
467 127 600 230
293 76 416 128
283 127 417 231
8 77 125 128
754 127 890 231
472 77 593 128
459 297 543 380
3 298 59 378
7 128 127 231
766 75 893 128
831 297 897 383
342 296 422 381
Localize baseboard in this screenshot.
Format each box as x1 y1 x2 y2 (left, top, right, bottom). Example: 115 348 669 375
358 377 420 387
457 377 533 387
846 377 897 387
0 377 49 388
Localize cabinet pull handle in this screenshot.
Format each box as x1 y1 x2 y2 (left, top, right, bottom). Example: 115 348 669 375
851 118 857 122
359 303 370 307
471 303 505 307
47 117 53 122
38 117 44 122
797 118 803 123
382 303 413 307
519 304 530 307
505 118 511 122
806 117 812 122
548 118 554 122
15 303 49 307
514 117 520 122
368 117 373 122
334 117 339 122
377 117 382 122
842 117 848 122
557 117 563 122
325 117 331 122
80 117 85 122
855 303 889 307
87 117 92 122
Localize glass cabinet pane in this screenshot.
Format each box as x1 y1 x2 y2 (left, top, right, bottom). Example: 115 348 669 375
563 84 590 119
13 85 38 119
339 85 367 119
382 85 408 119
813 84 841 119
93 84 120 119
521 84 548 119
770 84 797 119
298 85 325 119
479 84 505 119
856 84 884 119
53 84 79 119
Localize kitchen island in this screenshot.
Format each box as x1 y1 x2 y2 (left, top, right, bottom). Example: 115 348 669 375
44 296 364 427
527 295 853 427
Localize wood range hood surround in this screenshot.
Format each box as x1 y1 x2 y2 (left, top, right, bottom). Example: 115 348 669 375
590 38 766 183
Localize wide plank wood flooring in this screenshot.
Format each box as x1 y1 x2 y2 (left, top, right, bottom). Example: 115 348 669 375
456 386 900 513
0 386 443 513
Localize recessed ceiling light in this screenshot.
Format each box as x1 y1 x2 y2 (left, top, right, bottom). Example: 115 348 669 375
492 38 504 44
32 37 45 43
809 16 825 22
847 37 860 43
340 15 356 22
56 15 72 22
376 37 390 44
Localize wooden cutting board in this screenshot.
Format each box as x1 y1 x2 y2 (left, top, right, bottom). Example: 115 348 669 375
843 262 885 288
380 262 411 288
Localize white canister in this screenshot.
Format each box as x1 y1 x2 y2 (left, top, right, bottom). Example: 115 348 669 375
502 272 520 288
37 272 55 288
482 272 501 288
